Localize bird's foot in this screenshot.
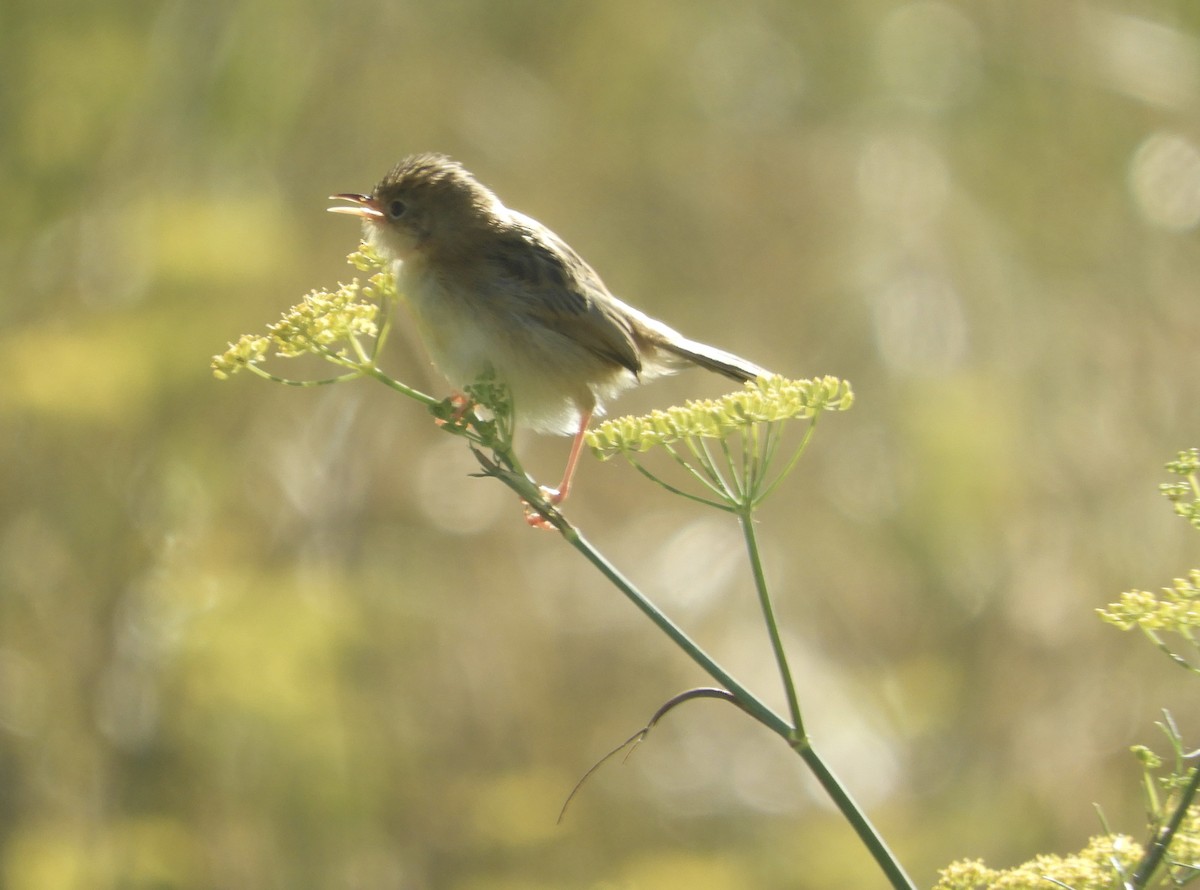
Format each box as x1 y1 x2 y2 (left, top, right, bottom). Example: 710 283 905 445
522 486 564 530
433 393 475 428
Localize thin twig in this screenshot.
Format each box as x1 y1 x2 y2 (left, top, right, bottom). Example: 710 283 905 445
558 687 744 823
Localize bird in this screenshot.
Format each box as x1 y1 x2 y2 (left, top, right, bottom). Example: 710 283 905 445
329 153 768 514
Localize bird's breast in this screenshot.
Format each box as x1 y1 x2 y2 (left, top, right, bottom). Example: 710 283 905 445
394 256 637 435
397 260 495 385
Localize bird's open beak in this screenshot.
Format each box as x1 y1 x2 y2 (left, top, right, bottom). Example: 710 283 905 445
327 193 385 219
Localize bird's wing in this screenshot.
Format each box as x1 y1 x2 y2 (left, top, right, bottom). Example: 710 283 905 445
483 215 642 376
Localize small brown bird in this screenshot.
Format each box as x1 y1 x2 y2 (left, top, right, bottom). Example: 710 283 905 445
329 154 768 508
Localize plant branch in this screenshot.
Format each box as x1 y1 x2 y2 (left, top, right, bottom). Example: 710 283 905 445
1132 756 1200 887
476 457 918 890
738 511 804 738
794 739 916 890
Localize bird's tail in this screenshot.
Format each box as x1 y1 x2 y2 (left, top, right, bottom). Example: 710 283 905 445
623 301 771 383
656 334 770 383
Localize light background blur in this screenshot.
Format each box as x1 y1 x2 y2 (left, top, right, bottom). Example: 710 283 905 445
3 1 1199 888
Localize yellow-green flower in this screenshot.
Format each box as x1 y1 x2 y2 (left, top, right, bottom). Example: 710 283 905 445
210 250 389 378
584 375 853 512
935 834 1142 890
586 375 853 459
211 334 270 379
265 282 379 359
1099 570 1200 632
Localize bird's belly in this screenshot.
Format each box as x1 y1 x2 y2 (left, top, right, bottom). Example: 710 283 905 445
398 263 612 435
399 265 492 382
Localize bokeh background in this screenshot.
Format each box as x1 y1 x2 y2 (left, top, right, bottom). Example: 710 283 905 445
3 1 1199 887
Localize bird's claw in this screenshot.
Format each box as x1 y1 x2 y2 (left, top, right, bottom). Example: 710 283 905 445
522 487 563 530
433 393 475 427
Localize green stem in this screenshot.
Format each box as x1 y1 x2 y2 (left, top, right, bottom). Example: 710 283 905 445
555 516 916 890
737 511 804 737
560 522 792 737
753 417 818 508
1131 759 1200 887
371 292 394 360
794 739 917 890
761 420 784 480
357 363 442 408
627 458 736 512
718 435 746 501
689 436 736 499
662 442 736 501
247 366 364 387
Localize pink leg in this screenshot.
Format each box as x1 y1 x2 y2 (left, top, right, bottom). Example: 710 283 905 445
525 408 593 528
547 408 593 505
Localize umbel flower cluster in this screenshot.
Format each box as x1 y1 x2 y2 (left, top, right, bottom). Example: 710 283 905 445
1162 447 1200 529
586 375 853 459
936 835 1146 890
1098 449 1200 673
211 247 393 380
1101 570 1200 634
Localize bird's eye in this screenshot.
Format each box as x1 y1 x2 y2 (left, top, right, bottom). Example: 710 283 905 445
387 199 406 219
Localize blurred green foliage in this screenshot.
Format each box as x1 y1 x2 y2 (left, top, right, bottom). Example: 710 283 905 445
3 1 1200 888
